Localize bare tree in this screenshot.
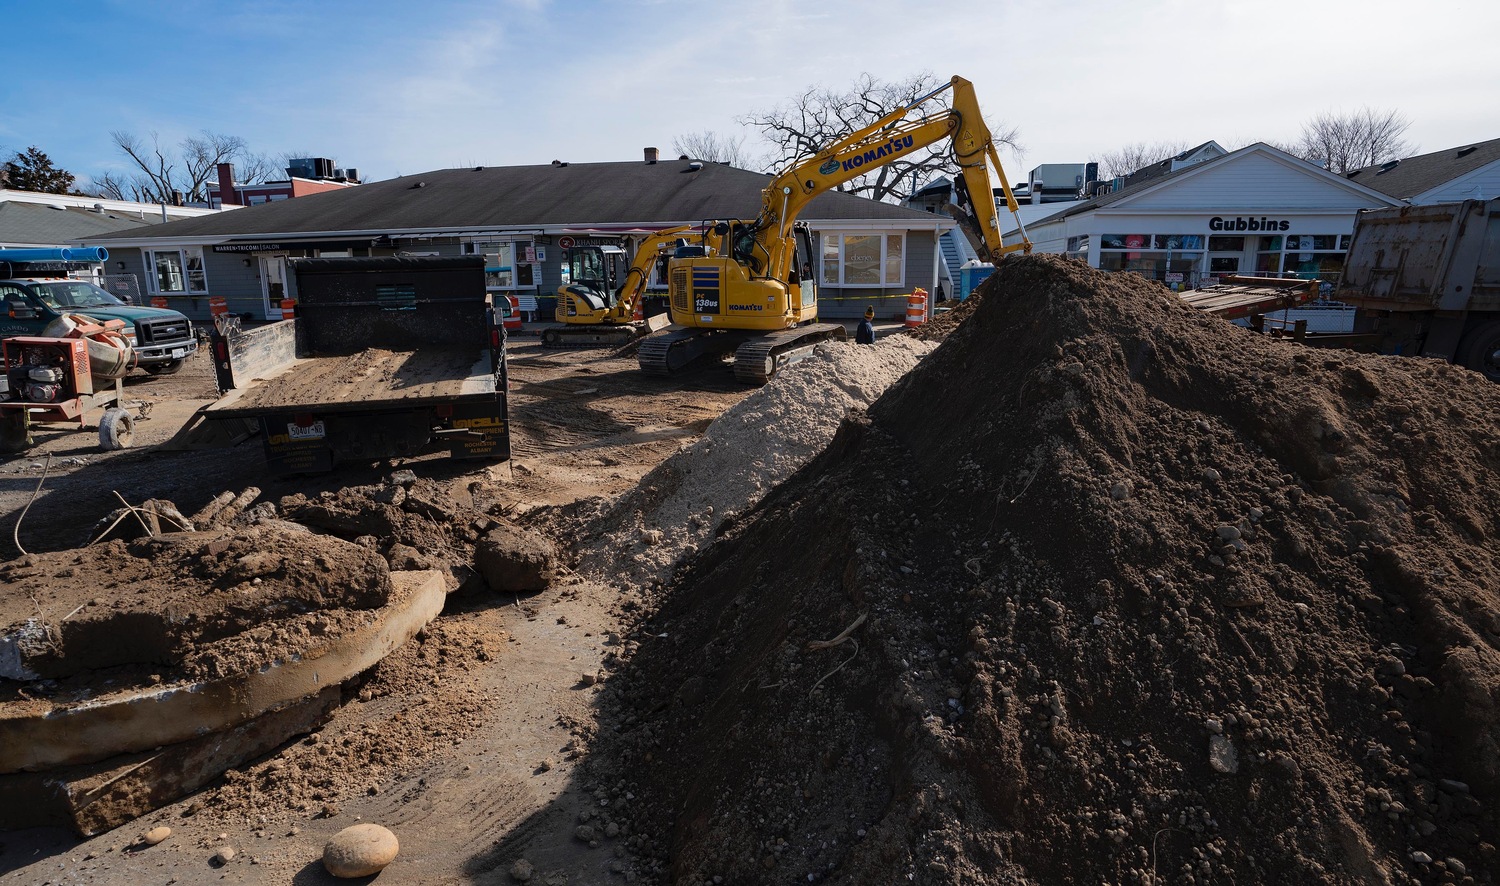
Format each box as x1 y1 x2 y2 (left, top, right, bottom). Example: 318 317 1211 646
84 171 129 200
1290 108 1413 174
740 72 1021 204
671 131 753 168
1096 140 1192 180
105 130 283 203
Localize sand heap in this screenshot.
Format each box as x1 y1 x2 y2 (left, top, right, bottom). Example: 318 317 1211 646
585 255 1500 885
566 336 935 589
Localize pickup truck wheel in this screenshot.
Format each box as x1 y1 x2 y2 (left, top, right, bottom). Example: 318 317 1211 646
0 411 32 453
145 359 184 376
99 408 135 451
1456 320 1500 383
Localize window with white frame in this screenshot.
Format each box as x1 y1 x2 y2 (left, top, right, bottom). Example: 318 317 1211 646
820 232 905 287
465 240 536 289
146 248 207 294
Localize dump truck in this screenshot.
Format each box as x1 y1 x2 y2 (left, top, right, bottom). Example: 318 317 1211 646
1332 198 1500 381
202 256 509 474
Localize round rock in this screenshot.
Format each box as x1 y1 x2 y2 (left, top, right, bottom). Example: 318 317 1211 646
142 826 171 845
323 823 400 878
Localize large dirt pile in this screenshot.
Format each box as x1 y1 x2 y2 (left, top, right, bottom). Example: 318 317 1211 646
564 337 934 589
586 255 1500 885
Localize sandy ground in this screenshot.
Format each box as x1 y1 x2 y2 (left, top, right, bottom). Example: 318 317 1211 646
0 335 753 885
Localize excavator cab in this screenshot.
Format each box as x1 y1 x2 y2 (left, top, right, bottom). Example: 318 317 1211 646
563 245 627 311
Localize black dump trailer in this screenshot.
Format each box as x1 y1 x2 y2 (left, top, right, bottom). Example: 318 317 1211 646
205 256 509 474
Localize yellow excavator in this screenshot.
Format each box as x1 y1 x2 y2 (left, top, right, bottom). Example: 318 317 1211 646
545 225 696 347
638 74 1032 384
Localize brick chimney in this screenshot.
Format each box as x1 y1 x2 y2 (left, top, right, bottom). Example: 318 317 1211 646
217 163 239 206
644 147 659 164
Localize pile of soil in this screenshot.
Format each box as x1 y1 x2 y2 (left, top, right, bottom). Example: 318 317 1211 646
0 523 392 687
560 337 935 590
583 255 1500 884
0 472 517 834
903 292 982 341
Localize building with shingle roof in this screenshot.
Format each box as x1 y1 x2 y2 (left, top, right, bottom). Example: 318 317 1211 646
1008 143 1402 296
84 155 956 322
1344 137 1500 204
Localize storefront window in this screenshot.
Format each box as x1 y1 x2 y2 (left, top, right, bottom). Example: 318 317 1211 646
1207 236 1245 251
821 232 905 287
467 241 529 289
1251 233 1347 286
146 248 207 294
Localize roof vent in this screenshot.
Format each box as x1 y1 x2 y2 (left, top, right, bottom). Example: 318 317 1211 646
687 161 704 172
411 181 426 189
91 203 105 212
474 165 484 171
552 160 568 167
1457 145 1478 158
1378 160 1400 173
48 204 65 210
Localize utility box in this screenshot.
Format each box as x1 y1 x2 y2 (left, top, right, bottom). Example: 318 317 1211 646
959 264 995 300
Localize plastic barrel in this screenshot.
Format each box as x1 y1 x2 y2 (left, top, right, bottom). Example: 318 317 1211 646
905 288 928 327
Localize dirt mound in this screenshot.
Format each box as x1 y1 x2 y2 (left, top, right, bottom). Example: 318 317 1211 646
0 523 391 687
903 291 982 341
561 337 935 589
585 255 1500 884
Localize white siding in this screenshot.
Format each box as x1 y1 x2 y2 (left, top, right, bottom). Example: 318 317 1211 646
1416 161 1500 203
1125 151 1388 212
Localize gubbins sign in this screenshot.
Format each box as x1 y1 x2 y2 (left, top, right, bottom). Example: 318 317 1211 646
1209 216 1291 232
836 135 917 173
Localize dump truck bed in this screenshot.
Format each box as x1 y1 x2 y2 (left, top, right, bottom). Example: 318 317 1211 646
201 256 509 474
205 346 496 418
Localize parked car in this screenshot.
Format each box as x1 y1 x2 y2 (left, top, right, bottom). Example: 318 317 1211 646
0 276 197 375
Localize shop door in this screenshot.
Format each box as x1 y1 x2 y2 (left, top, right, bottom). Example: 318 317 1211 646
1207 253 1241 283
259 255 289 320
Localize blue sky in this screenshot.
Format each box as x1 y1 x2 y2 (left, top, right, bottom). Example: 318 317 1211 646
4 0 1497 190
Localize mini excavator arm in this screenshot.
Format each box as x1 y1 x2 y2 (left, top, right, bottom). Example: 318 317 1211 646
604 224 700 322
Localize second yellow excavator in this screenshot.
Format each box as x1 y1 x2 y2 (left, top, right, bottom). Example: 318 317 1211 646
544 225 696 348
638 74 1032 384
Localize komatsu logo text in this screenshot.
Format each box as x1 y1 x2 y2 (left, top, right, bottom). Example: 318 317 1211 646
838 135 916 172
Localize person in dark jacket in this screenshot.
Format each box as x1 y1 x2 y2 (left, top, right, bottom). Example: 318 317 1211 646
856 305 876 344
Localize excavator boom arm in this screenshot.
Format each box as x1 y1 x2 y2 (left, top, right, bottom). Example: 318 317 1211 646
760 75 1030 266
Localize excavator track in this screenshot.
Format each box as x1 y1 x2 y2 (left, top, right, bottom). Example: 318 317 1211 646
637 327 747 376
732 323 848 385
542 325 642 349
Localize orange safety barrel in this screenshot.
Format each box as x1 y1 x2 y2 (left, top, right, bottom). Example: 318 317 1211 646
503 295 522 330
905 288 928 327
151 296 169 309
280 298 297 320
632 298 644 322
208 295 228 316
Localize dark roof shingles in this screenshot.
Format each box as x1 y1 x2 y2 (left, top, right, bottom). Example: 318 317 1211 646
90 160 938 242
